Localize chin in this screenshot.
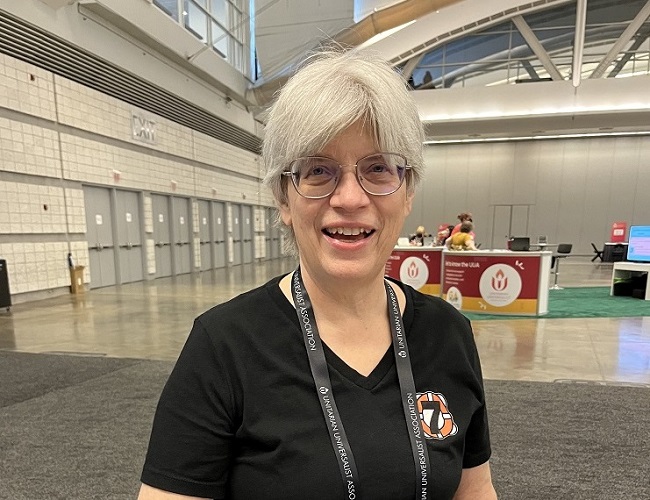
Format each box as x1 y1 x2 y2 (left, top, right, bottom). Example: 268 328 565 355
319 258 384 283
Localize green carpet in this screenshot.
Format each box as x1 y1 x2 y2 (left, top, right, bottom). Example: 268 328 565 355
464 286 649 320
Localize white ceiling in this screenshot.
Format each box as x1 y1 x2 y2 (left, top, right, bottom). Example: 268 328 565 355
253 0 650 142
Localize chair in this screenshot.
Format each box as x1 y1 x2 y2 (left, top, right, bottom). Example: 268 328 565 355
591 243 604 263
550 243 573 290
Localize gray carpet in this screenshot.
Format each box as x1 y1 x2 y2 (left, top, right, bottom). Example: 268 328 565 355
0 351 648 500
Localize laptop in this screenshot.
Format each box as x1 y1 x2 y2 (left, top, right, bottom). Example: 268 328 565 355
510 237 530 251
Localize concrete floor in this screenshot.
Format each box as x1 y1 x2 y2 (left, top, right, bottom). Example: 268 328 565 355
1 257 648 385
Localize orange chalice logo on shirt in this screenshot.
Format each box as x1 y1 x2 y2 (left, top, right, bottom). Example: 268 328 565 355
417 391 458 440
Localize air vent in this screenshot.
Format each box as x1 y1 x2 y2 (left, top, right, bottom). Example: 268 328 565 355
0 8 262 154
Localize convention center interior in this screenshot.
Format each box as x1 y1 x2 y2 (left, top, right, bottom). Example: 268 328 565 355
0 0 649 498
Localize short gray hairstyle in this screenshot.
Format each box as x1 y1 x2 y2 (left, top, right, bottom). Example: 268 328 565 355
262 49 425 255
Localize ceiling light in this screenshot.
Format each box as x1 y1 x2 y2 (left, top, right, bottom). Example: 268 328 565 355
424 130 650 144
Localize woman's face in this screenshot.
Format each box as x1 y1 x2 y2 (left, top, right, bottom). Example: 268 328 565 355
279 121 414 286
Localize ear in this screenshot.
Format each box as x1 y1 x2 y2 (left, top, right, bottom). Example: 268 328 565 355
279 200 292 227
404 189 414 216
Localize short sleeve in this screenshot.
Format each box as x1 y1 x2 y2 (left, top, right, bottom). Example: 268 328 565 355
141 318 237 498
461 321 492 468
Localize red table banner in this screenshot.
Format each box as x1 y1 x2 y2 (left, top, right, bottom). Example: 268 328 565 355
385 248 442 296
442 253 542 314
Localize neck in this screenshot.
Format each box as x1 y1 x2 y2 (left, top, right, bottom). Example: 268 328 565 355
297 263 388 322
279 262 408 376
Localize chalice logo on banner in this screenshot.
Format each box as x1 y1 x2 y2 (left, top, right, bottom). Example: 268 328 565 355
399 256 429 290
479 264 522 307
491 269 508 291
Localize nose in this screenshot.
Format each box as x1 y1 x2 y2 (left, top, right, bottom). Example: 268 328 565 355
329 166 370 210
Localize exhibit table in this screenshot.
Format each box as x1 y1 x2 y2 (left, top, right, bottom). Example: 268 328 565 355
385 246 443 296
441 250 553 315
610 262 650 300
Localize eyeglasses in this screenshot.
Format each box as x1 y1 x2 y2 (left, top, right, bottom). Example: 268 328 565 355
282 152 411 199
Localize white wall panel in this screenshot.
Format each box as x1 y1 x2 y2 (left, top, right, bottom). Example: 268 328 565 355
556 141 589 245
411 136 650 254
0 117 60 178
632 140 650 223
0 54 55 121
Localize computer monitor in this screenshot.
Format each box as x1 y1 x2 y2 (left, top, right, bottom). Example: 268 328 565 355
627 226 650 263
510 237 530 251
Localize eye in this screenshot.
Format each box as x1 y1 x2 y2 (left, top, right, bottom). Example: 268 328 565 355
360 158 393 177
367 162 389 173
309 165 329 176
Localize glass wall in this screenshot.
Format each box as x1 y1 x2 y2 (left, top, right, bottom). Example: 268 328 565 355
153 0 253 79
406 0 650 90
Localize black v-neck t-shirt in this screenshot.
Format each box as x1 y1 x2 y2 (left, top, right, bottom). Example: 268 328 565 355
141 275 491 499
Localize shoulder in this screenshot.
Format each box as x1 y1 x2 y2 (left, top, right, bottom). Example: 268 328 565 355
409 285 470 329
195 274 292 340
400 283 479 354
394 280 472 335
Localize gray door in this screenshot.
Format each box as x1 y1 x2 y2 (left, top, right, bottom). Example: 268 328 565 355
231 204 242 265
115 190 144 284
151 194 172 278
242 205 253 264
84 186 116 288
265 208 273 260
271 211 281 259
213 201 226 268
198 200 212 271
490 204 531 249
172 197 192 274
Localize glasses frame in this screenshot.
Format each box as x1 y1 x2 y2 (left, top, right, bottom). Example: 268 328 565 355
281 152 411 199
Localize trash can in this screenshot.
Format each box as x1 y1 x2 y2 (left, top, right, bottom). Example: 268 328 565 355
0 259 11 312
69 265 85 294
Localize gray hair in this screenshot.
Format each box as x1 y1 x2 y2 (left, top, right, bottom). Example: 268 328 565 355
262 49 425 255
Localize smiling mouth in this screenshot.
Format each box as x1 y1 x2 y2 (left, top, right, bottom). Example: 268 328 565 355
323 227 375 242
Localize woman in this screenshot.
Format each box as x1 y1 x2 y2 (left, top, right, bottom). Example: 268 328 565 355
446 221 478 251
450 212 474 238
138 50 496 500
409 225 430 246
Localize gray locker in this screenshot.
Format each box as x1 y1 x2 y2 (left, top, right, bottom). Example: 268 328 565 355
264 207 273 261
198 200 212 271
213 201 226 268
84 186 116 288
172 197 191 274
271 211 281 259
115 190 144 284
151 194 172 278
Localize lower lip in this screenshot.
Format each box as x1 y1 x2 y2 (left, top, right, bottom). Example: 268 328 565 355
323 232 374 251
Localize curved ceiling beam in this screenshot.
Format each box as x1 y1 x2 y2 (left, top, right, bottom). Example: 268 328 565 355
245 0 462 107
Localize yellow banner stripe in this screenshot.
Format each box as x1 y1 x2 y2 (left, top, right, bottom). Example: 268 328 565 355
442 295 539 315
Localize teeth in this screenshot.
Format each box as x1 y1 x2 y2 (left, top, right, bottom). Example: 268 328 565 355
326 227 370 236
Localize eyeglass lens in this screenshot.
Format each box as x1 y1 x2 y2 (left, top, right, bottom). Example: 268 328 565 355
290 153 407 198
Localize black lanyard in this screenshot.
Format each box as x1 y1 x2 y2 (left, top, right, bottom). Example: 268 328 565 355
290 268 431 500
